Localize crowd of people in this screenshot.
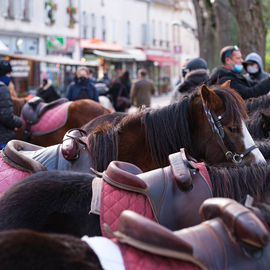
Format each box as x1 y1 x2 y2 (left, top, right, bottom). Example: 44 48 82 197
1 44 270 149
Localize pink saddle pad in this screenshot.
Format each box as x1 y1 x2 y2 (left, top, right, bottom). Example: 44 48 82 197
0 152 30 194
22 102 72 136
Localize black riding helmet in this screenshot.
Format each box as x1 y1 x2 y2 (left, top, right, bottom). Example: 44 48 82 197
185 58 208 72
0 60 12 77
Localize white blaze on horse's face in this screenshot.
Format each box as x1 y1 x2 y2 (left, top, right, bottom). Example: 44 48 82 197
241 120 266 163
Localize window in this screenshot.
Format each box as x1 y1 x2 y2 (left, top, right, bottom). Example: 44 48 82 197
82 11 87 38
22 0 33 21
159 21 163 47
112 19 116 43
152 20 156 46
6 0 15 19
141 23 147 46
91 13 96 38
165 23 169 48
101 16 106 41
126 21 131 45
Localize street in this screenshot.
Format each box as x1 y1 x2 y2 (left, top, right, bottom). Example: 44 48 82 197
151 91 172 108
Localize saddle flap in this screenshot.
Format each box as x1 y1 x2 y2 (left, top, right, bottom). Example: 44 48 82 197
104 161 146 190
111 210 193 256
169 148 194 189
200 198 269 248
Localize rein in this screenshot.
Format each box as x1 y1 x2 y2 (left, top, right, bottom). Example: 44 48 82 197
202 101 257 163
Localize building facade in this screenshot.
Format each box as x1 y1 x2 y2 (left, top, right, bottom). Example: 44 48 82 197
0 0 198 95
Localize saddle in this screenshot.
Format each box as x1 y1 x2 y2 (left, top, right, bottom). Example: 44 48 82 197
22 97 69 140
103 148 213 230
2 138 93 173
108 198 270 270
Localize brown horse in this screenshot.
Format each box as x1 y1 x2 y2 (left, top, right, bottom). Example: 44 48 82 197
86 83 265 172
12 97 111 146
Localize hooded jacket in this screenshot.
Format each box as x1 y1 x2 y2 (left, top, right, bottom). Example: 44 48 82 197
243 52 269 82
208 65 270 99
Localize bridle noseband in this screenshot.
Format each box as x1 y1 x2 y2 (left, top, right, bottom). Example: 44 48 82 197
202 101 257 163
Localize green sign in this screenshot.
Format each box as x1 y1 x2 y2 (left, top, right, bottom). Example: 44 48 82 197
47 37 66 50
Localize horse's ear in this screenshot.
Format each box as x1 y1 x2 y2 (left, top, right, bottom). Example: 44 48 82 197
200 84 223 111
221 80 231 88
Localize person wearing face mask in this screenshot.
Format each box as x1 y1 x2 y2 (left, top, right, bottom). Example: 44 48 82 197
0 60 22 150
209 45 270 99
66 67 99 102
243 52 269 83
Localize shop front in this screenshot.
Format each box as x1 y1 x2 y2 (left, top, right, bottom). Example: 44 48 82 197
143 49 178 94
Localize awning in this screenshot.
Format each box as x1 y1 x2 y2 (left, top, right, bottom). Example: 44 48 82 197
93 49 146 62
0 52 99 66
146 55 178 66
81 38 123 51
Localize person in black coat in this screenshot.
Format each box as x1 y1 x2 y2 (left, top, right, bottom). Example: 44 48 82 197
209 45 270 99
37 79 60 103
0 60 22 149
171 58 209 103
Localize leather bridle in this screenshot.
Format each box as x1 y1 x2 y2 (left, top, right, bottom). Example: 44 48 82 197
202 101 257 164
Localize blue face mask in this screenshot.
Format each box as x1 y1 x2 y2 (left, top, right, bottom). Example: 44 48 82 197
232 64 243 73
0 75 12 86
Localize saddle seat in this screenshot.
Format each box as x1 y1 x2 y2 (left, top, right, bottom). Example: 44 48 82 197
109 198 270 270
22 97 68 125
2 140 47 173
103 148 213 230
2 138 93 173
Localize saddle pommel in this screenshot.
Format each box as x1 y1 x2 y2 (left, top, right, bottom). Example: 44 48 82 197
200 198 269 248
114 210 193 255
104 161 145 189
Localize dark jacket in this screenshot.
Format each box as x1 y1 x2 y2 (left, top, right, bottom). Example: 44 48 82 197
108 79 130 112
171 69 209 103
0 82 22 144
209 66 270 99
66 77 99 102
37 80 60 103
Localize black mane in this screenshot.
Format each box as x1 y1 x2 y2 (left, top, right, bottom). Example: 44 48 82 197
208 163 270 202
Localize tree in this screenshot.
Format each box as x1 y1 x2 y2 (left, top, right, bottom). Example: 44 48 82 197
192 0 266 69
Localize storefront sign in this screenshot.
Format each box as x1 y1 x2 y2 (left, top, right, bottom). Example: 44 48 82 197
10 59 30 77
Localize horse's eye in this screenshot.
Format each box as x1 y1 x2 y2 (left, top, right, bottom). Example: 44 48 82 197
228 126 240 133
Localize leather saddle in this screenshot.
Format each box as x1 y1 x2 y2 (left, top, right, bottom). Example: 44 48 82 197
108 198 270 270
2 138 93 173
103 148 213 230
22 97 69 126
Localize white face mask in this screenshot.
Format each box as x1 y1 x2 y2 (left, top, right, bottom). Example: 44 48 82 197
247 65 259 74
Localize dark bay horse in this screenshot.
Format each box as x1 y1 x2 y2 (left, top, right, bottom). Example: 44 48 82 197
246 93 270 115
86 83 264 172
247 109 270 140
12 97 111 146
0 197 269 270
0 157 270 237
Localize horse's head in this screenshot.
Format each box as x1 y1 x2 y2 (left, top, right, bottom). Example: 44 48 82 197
190 82 265 165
